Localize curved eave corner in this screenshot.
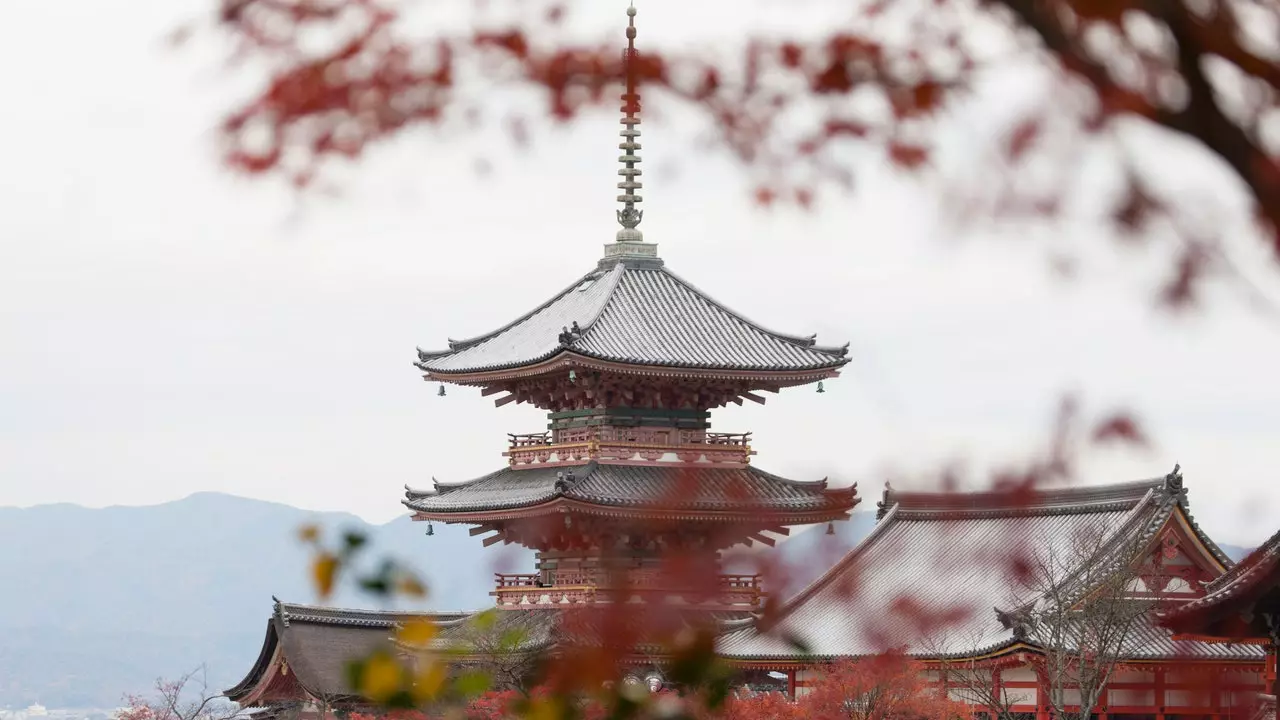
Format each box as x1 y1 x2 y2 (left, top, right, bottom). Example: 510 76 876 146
223 618 280 702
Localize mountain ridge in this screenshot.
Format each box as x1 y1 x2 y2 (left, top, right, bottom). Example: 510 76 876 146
0 493 1249 709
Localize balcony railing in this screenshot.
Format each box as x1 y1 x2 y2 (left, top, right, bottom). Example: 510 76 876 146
503 429 754 468
490 572 764 608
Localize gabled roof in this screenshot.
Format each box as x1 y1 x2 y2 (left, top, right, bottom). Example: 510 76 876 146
224 600 468 706
414 261 849 377
403 462 857 522
718 472 1250 662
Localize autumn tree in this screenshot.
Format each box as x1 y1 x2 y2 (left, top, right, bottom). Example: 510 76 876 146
799 655 967 720
1021 525 1156 720
199 0 1280 305
116 668 247 720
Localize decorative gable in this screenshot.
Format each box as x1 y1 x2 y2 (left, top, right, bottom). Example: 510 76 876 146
1124 513 1227 602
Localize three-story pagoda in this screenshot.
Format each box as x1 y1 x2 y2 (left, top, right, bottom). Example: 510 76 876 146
403 4 858 612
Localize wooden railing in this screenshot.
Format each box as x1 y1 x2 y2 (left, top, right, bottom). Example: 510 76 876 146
507 433 552 448
503 428 755 468
491 571 764 608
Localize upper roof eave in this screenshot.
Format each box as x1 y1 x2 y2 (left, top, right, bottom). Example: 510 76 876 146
418 349 848 384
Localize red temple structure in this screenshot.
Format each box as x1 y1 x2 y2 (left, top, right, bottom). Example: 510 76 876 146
721 467 1269 710
225 5 1273 717
1163 527 1280 719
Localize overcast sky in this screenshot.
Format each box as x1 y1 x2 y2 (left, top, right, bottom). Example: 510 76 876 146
3 0 1280 546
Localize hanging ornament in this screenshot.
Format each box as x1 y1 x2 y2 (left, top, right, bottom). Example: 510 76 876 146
816 381 825 394
568 369 577 383
426 523 435 536
825 522 835 536
438 384 446 397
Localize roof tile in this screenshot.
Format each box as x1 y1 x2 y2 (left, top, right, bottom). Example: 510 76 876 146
416 263 848 375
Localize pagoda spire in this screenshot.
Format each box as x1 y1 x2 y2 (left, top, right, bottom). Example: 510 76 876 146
615 2 644 243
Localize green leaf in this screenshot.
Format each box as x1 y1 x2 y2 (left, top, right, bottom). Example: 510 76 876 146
499 627 528 651
359 577 391 596
342 530 368 552
471 609 498 631
453 670 491 698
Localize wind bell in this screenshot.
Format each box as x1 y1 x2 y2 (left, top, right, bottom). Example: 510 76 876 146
438 384 446 397
816 381 825 394
426 523 435 536
826 522 835 536
568 369 577 383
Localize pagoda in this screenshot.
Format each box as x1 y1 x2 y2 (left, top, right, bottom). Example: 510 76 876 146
403 4 858 613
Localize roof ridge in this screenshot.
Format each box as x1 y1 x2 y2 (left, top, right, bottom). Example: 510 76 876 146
766 502 905 623
419 266 615 356
654 266 850 359
564 264 628 349
1168 468 1234 569
275 601 443 625
887 478 1165 518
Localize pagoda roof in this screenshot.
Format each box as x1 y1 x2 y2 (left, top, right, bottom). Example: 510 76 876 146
403 461 857 522
414 261 849 379
718 473 1255 662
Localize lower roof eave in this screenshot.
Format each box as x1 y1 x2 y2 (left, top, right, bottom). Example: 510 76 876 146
408 499 854 525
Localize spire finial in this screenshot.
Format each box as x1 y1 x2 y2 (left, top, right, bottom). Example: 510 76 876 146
615 2 644 242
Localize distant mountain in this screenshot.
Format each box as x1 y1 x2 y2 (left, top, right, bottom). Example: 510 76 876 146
0 493 532 709
0 496 1252 709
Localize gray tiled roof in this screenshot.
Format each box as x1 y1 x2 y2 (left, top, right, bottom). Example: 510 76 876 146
228 601 760 705
225 602 471 703
415 262 849 375
718 476 1255 661
403 462 854 517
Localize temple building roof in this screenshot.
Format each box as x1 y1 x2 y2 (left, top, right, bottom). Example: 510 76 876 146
224 601 470 707
226 600 754 707
403 461 856 522
717 471 1259 662
414 262 849 379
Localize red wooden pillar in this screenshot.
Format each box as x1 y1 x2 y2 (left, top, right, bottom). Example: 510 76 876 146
993 669 1004 720
1036 669 1050 720
1156 668 1167 720
1266 645 1278 720
786 669 796 702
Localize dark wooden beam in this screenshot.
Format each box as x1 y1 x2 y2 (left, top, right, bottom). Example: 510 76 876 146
469 524 498 537
482 533 506 547
746 532 776 547
743 392 766 405
494 394 518 408
481 386 505 397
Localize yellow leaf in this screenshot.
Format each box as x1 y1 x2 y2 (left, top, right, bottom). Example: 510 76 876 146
526 696 563 720
297 524 320 544
396 574 428 599
312 553 338 599
411 661 447 704
359 652 404 703
396 619 437 649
